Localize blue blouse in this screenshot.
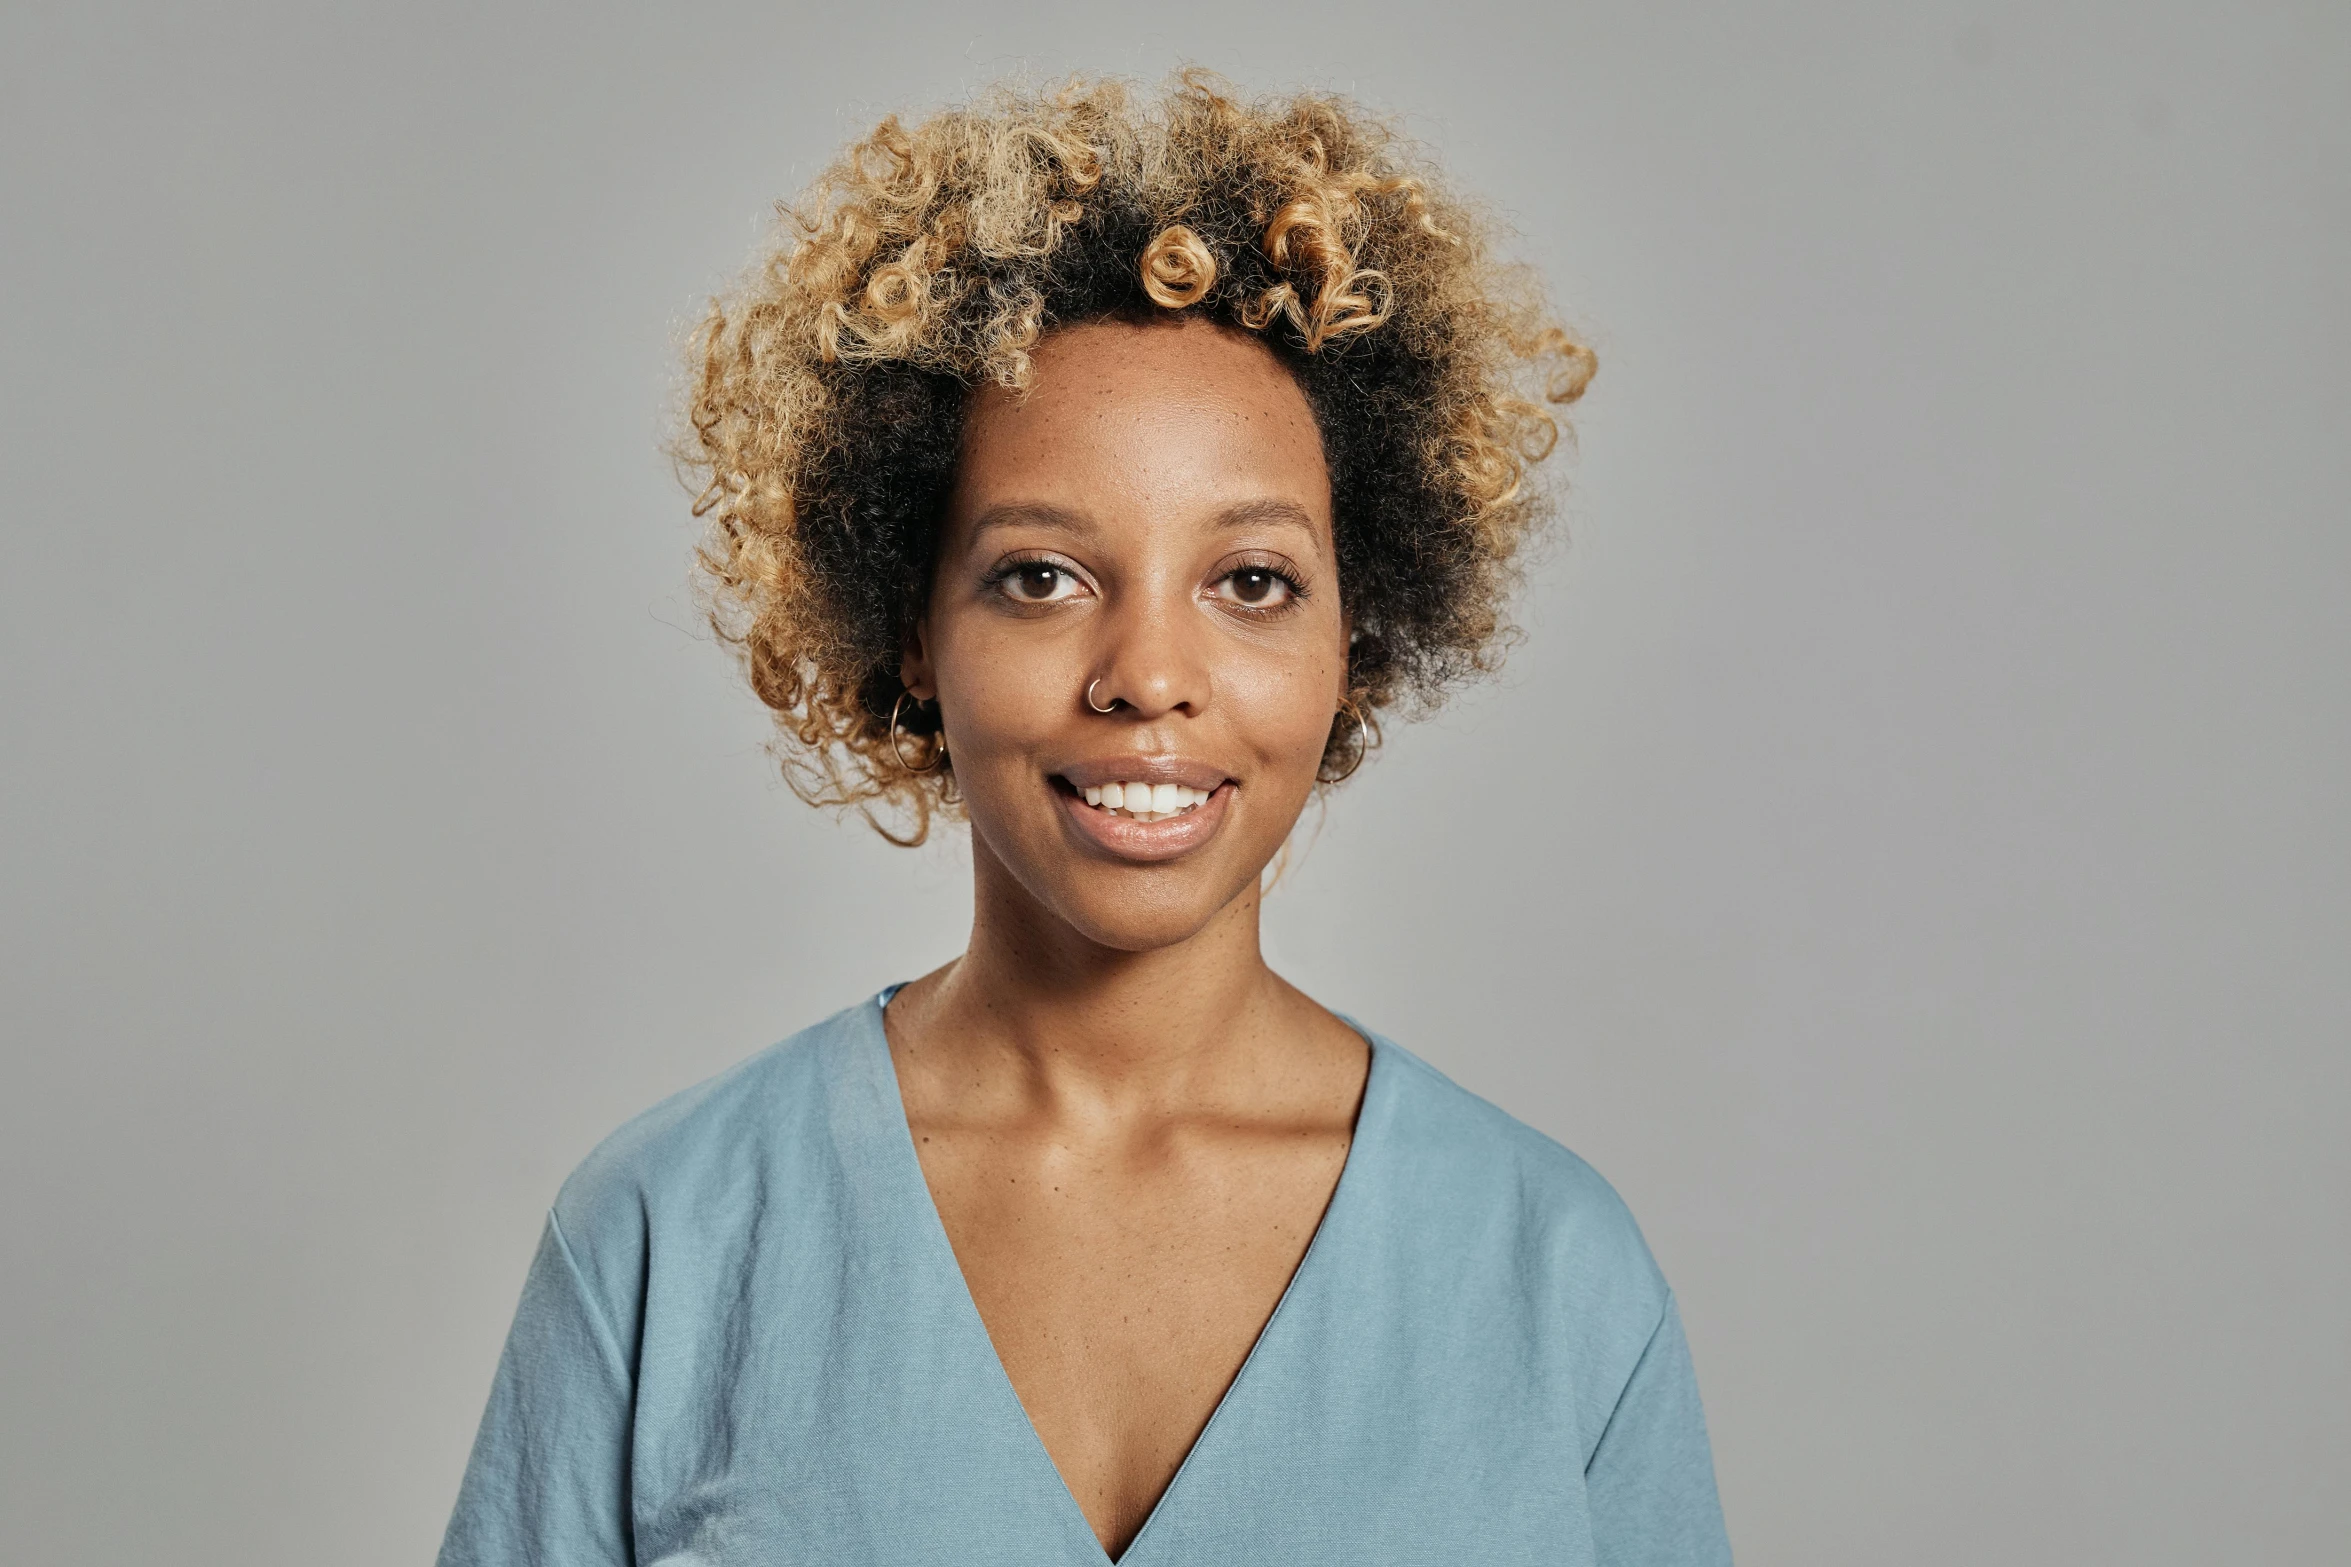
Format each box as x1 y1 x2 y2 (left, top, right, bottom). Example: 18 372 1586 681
440 993 1732 1565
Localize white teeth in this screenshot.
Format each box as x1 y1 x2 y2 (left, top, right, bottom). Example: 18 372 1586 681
1079 779 1218 821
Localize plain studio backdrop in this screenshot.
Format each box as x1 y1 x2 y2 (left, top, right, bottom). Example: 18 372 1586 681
3 2 2344 1562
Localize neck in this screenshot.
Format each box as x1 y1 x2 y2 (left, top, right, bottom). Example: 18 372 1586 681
911 838 1291 1108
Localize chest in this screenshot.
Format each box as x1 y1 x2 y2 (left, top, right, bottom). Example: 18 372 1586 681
909 1120 1352 1554
626 1206 1598 1567
615 1027 1617 1564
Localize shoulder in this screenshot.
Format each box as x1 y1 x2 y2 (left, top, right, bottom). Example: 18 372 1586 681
542 997 877 1304
1334 1030 1694 1466
1364 1033 1671 1320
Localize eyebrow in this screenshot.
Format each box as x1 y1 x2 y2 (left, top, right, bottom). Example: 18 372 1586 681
1211 498 1319 534
967 497 1321 538
968 502 1096 539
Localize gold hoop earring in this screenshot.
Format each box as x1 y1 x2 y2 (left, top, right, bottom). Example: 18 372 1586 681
1085 678 1119 714
1323 703 1370 783
889 691 943 773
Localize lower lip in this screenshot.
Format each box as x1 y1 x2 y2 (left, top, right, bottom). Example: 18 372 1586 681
1057 781 1235 862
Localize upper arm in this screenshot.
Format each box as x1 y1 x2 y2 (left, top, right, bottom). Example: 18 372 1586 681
1584 1295 1732 1567
437 1213 637 1567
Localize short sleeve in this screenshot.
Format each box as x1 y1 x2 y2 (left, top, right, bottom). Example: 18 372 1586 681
1584 1294 1733 1567
438 1213 636 1567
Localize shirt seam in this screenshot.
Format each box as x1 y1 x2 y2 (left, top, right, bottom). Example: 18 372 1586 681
546 1206 634 1389
1584 1289 1675 1477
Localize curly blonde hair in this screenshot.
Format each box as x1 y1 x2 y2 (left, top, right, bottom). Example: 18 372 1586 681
681 71 1593 843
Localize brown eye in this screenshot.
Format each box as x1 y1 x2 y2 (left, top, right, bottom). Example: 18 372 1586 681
997 561 1083 604
1214 565 1295 609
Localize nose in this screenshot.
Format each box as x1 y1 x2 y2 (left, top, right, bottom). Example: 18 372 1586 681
1085 580 1211 721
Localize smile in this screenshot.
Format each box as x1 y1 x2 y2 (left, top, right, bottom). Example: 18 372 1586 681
1051 765 1235 863
1077 781 1212 822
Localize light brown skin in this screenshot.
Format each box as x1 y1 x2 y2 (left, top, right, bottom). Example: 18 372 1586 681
886 317 1370 1559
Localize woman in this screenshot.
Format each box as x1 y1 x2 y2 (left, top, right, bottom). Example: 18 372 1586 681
442 75 1731 1566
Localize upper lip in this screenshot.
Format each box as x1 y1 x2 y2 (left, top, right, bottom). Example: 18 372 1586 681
1054 756 1235 792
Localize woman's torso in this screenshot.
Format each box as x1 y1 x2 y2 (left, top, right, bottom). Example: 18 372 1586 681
438 994 1728 1567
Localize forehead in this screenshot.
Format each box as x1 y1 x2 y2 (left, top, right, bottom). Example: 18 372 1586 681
952 318 1331 528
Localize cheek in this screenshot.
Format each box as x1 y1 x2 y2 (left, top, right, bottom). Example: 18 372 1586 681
1223 632 1348 770
929 617 1071 763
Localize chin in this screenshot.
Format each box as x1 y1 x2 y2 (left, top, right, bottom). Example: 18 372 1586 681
1047 858 1270 953
1062 903 1229 954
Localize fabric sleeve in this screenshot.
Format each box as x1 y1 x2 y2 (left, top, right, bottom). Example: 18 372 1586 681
437 1212 636 1567
1585 1293 1733 1567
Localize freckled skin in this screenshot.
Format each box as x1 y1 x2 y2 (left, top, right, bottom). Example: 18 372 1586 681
886 318 1370 1559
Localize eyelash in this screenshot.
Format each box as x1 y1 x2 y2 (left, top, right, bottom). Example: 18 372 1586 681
1215 557 1309 614
979 554 1311 614
980 553 1088 603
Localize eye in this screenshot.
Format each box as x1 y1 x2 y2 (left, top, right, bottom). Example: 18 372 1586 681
992 559 1087 604
1212 564 1300 610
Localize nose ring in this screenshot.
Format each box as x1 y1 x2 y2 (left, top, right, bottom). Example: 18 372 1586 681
1085 678 1119 714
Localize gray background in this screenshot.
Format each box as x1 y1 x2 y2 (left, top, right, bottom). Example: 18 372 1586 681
3 2 2343 1562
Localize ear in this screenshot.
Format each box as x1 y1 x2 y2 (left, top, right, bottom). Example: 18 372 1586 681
899 617 938 704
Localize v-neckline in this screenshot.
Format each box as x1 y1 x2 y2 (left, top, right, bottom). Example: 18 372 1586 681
859 989 1383 1566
